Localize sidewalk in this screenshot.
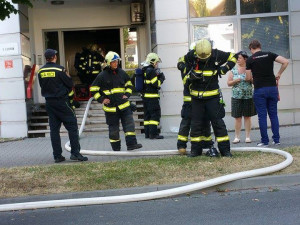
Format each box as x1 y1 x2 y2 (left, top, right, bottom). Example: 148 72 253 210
0 124 299 168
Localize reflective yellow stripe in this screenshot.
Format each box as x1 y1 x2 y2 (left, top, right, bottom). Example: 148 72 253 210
90 86 100 92
149 120 159 125
191 136 212 142
103 105 116 112
118 101 130 110
150 76 158 84
158 80 161 87
68 90 74 97
183 74 189 85
178 135 188 142
183 96 191 102
144 121 150 125
94 92 101 100
38 67 62 73
125 88 132 94
216 135 230 142
103 88 125 95
228 52 237 63
190 89 219 97
178 56 185 63
110 139 120 143
145 80 151 84
125 81 133 87
125 132 136 136
193 70 217 76
92 61 100 64
144 93 160 98
92 70 100 74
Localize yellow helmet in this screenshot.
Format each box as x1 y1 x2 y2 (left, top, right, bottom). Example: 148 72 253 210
146 53 161 65
195 39 212 60
105 51 121 65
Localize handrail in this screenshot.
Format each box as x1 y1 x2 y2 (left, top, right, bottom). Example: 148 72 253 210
26 64 37 99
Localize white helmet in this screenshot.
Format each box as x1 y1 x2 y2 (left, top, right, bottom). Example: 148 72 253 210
105 51 121 65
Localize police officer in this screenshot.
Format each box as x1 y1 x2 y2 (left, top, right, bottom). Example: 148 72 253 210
177 43 214 156
38 49 88 163
90 51 142 151
142 53 165 139
184 39 238 157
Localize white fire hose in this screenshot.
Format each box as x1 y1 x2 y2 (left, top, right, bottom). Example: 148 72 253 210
0 98 293 212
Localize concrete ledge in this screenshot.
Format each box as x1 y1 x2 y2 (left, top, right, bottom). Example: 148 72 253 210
1 173 299 205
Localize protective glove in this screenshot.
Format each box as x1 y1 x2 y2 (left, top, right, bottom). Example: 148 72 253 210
158 72 166 83
130 103 137 112
217 66 227 77
177 61 186 72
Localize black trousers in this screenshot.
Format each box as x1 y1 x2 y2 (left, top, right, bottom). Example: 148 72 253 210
46 97 80 159
105 107 137 151
190 97 230 156
177 102 212 149
143 98 161 137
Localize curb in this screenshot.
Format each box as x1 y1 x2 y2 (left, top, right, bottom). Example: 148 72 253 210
1 173 299 206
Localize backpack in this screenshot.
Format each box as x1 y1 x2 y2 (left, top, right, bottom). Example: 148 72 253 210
135 68 144 92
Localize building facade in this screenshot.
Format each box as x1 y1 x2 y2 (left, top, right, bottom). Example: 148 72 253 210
0 0 299 138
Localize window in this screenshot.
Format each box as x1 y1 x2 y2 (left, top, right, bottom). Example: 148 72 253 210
193 23 234 52
241 16 289 58
189 0 236 18
44 31 60 64
240 0 288 15
123 28 138 72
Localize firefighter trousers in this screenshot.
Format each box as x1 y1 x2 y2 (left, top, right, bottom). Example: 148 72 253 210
190 97 230 156
143 98 161 138
177 102 212 150
105 107 137 151
45 97 81 159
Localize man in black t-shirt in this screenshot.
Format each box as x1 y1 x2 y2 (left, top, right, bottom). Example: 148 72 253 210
245 40 289 147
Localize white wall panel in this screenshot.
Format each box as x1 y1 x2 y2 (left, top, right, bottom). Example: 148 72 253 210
156 20 188 45
0 100 27 121
155 0 187 20
291 37 300 60
157 44 188 68
0 12 20 35
0 79 25 100
290 0 300 11
290 12 300 36
0 122 27 138
294 85 300 108
292 61 300 84
160 68 183 92
160 115 182 133
277 86 295 109
160 91 182 116
0 56 24 79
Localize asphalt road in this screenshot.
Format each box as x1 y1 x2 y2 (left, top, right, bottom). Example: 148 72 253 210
1 185 300 225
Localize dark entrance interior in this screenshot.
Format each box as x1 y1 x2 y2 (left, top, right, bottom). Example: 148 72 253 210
64 29 120 85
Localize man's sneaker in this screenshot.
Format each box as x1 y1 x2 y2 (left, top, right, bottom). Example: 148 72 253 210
70 153 88 161
127 143 143 151
205 147 219 157
257 142 269 147
272 141 281 146
55 155 66 163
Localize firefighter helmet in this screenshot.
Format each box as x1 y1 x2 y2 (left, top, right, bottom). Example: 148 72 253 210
195 39 212 60
105 51 121 65
146 53 162 65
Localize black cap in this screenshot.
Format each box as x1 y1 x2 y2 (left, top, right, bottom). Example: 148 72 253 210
44 49 57 59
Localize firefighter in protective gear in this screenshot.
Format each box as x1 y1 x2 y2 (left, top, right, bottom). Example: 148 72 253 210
90 51 142 151
38 49 88 163
176 43 214 156
142 53 165 139
185 38 238 157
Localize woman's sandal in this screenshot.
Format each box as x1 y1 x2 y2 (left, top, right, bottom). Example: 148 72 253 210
245 138 252 143
232 138 240 144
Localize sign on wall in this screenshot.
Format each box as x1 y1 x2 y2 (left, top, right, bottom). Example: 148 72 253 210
4 60 13 69
0 43 19 56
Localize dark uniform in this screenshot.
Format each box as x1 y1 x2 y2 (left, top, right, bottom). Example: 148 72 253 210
176 56 213 152
142 65 165 139
185 48 237 156
38 61 86 161
75 48 104 85
90 67 141 151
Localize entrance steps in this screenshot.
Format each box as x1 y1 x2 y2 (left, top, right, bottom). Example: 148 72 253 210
28 96 145 138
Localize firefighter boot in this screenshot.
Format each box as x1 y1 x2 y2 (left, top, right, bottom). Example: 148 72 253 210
178 148 187 155
127 143 143 151
188 148 202 157
111 141 121 151
205 147 219 157
150 134 164 139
